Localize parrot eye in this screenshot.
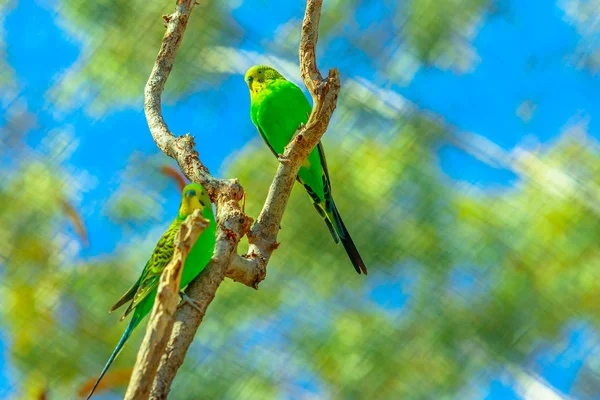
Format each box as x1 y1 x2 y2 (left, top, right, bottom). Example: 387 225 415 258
199 200 206 207
259 79 264 83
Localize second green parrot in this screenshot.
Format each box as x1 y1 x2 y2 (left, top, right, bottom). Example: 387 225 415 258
244 65 367 275
86 182 216 399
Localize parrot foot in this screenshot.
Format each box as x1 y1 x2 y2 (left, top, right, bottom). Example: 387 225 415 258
178 291 203 314
277 154 291 163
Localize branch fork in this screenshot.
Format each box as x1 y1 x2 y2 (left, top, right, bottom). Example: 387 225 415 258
126 0 339 397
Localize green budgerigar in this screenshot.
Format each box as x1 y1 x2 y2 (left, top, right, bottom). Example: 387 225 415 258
244 65 367 275
86 183 216 399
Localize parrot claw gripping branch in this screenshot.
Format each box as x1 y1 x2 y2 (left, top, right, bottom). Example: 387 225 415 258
117 0 347 398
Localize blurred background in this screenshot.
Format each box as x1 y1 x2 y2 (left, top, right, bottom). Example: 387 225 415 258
1 0 600 398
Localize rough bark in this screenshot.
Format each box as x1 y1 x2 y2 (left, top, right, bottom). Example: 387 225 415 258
126 0 339 397
124 210 209 400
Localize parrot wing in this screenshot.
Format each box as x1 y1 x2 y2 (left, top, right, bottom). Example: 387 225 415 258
256 124 280 159
119 222 179 320
108 276 141 313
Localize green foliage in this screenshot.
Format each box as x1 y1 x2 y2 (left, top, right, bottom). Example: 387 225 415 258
103 153 171 226
400 0 488 66
47 0 489 116
561 0 600 73
49 0 240 114
218 103 600 398
4 106 600 399
0 0 15 93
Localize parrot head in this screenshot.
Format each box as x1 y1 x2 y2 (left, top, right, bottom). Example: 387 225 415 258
244 65 285 97
179 182 211 217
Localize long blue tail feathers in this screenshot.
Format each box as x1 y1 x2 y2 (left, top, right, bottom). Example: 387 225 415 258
85 314 139 400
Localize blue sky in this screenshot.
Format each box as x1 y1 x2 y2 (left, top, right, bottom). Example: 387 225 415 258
2 0 599 398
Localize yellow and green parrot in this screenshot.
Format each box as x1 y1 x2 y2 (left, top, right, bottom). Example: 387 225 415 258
244 65 367 275
86 183 216 399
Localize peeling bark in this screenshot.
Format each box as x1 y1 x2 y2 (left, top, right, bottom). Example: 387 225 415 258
127 0 340 397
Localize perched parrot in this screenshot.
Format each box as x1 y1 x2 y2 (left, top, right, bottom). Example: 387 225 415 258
86 183 216 399
244 65 367 275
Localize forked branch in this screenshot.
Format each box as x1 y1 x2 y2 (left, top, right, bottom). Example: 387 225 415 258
128 0 340 397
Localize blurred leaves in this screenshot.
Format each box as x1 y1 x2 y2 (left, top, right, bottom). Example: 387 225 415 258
561 0 600 74
77 368 132 398
103 153 175 227
160 165 188 192
399 0 488 70
49 0 241 114
0 0 16 96
218 105 600 398
4 90 600 399
45 0 491 116
62 200 89 247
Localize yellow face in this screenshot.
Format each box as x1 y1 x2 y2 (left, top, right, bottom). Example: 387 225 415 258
179 183 210 217
244 65 284 97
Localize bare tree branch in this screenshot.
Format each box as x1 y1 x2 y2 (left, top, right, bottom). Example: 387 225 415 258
150 198 246 398
144 0 241 199
129 0 339 397
229 0 340 288
124 210 209 400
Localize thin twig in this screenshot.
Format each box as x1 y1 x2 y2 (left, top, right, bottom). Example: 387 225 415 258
124 210 209 400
